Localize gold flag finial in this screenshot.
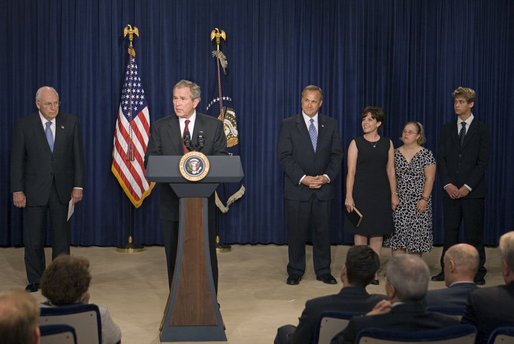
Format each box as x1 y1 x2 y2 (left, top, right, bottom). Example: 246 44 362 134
123 24 139 56
210 28 226 52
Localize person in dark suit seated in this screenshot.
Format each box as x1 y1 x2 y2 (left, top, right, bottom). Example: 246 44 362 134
0 289 40 344
274 246 387 344
461 231 514 344
331 254 460 344
11 86 86 293
432 87 490 286
425 243 478 307
277 85 344 286
145 79 227 290
40 255 121 344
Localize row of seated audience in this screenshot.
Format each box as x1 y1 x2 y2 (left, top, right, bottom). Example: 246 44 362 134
276 231 514 344
0 254 121 344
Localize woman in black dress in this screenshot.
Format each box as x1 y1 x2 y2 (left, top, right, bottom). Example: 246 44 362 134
345 107 399 264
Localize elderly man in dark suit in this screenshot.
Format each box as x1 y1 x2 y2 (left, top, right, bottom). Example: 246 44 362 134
11 86 85 293
426 243 478 307
277 85 343 285
331 255 460 344
145 79 227 289
432 87 490 285
461 231 514 344
274 246 386 344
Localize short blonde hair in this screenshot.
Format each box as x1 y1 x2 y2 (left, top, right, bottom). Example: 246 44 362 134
0 289 39 344
452 87 476 103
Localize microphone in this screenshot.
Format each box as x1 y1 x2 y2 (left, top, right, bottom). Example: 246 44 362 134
183 131 192 151
198 131 205 149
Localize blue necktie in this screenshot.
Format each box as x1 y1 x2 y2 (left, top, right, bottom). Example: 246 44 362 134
45 121 54 152
308 118 317 152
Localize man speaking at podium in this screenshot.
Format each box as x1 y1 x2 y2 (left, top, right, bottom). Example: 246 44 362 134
145 79 227 289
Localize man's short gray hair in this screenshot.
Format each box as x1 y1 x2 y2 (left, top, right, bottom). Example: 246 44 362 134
35 86 59 102
174 80 201 102
499 231 514 271
385 254 430 302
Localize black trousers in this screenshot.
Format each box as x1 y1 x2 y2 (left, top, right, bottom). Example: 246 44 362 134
23 182 70 284
161 198 218 292
285 197 332 277
439 197 486 279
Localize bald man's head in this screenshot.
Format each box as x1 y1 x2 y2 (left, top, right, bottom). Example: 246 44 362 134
443 244 479 286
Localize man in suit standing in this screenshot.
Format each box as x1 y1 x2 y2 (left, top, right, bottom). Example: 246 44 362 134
277 85 343 285
331 255 460 344
10 86 85 293
432 87 491 285
425 243 478 307
274 246 386 344
461 231 514 344
145 80 227 289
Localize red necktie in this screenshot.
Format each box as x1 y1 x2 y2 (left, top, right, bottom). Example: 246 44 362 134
182 119 190 153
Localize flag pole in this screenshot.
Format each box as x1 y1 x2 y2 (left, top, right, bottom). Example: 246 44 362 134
210 28 231 252
116 24 144 254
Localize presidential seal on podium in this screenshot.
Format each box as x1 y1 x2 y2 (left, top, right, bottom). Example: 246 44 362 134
179 151 210 182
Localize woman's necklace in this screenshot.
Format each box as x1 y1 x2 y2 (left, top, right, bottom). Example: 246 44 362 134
370 141 378 148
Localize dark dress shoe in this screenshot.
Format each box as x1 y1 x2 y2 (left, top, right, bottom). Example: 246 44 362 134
286 274 301 285
370 279 379 285
474 277 485 285
25 283 39 292
316 274 337 284
431 272 445 281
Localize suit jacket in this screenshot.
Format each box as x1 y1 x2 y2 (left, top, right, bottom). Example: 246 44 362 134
10 112 85 206
331 302 460 344
425 282 478 307
289 287 386 344
437 117 490 198
145 113 227 220
277 114 343 201
461 282 514 344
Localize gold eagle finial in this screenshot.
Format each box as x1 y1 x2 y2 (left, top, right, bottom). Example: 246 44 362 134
210 28 226 52
123 25 139 56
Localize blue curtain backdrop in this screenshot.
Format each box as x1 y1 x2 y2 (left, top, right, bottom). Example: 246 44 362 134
1 0 513 247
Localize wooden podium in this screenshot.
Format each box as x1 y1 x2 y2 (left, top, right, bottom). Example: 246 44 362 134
146 155 243 342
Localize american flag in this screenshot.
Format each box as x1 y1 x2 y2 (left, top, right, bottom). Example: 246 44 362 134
111 54 154 208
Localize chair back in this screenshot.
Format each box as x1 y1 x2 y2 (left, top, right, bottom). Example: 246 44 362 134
488 326 514 344
40 304 102 344
40 324 77 344
356 324 477 344
426 306 465 320
314 311 364 344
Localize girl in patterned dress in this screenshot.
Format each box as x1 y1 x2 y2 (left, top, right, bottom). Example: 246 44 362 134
385 122 436 256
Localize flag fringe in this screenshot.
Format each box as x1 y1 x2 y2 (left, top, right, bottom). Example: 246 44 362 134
111 165 155 208
215 185 246 214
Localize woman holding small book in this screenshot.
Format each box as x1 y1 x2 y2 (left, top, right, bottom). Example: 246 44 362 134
344 107 399 285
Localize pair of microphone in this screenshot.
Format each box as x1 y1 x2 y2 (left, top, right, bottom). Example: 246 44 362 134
183 130 205 151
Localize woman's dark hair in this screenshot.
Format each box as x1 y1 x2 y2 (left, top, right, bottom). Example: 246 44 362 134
361 106 385 124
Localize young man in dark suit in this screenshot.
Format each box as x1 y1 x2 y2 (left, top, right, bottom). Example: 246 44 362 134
145 80 227 289
425 243 478 307
10 86 85 293
461 231 514 344
274 246 386 344
432 87 491 285
277 85 343 285
331 255 460 344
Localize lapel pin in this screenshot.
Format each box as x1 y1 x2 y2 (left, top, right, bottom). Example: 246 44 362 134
61 125 64 129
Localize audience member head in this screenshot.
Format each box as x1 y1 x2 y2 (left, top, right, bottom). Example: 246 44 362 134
384 254 429 303
342 245 380 287
40 255 91 306
443 243 479 287
0 289 40 344
499 231 514 284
